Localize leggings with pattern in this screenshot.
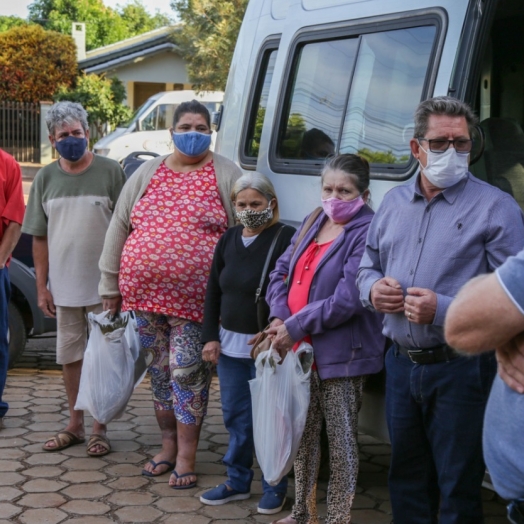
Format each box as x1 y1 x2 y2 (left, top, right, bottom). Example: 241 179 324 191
135 311 211 425
292 370 366 524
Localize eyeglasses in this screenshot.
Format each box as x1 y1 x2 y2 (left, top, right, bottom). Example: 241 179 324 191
508 499 524 524
417 137 473 154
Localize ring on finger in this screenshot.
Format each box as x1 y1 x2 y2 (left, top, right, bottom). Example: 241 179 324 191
408 312 412 319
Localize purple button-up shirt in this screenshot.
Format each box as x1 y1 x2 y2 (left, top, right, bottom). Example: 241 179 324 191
357 173 524 348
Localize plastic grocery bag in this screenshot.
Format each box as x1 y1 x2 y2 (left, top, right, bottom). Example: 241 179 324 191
249 342 313 486
126 312 148 388
75 311 141 424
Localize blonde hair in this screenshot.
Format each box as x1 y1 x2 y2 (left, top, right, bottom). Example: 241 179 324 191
231 172 280 227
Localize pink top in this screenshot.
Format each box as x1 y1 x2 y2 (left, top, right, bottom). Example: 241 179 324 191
119 160 228 322
288 239 334 355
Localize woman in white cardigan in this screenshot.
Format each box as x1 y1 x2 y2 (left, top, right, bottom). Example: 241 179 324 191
99 100 241 488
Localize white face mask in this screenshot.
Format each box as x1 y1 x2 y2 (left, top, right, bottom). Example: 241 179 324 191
418 145 469 189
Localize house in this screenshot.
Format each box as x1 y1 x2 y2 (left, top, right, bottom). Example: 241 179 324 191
77 25 191 109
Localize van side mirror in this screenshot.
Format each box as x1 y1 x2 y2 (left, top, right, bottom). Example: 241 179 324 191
211 105 223 132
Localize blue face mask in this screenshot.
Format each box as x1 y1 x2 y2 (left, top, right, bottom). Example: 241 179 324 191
55 136 88 162
172 131 212 157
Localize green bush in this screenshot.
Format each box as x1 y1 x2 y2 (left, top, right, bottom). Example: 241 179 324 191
0 25 77 103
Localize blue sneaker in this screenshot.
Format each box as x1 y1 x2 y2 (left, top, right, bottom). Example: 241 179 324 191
257 491 287 515
200 483 250 506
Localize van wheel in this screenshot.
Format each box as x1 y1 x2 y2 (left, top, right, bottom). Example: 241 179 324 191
8 302 27 369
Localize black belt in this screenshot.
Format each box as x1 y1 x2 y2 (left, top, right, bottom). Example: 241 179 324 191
397 344 460 364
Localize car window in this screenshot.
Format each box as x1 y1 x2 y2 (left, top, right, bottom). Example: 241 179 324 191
140 107 158 131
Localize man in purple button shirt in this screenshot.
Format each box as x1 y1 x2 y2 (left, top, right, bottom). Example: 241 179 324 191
357 96 524 524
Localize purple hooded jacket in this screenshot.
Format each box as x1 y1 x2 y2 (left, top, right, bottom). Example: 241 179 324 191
266 205 385 380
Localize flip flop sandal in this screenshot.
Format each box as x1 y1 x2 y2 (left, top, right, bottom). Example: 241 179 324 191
170 470 197 490
86 434 111 457
42 431 85 452
141 460 175 477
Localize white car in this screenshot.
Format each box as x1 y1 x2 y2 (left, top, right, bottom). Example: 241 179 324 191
93 90 224 162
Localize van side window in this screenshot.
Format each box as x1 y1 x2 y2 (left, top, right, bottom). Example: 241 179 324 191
273 24 437 174
242 46 279 166
278 39 358 160
340 26 436 164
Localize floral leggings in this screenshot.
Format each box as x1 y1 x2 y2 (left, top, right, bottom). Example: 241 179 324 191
135 311 211 425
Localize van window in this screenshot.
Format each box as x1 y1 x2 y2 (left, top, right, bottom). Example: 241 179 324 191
469 0 524 210
277 39 358 160
273 23 437 174
241 45 279 167
340 26 436 165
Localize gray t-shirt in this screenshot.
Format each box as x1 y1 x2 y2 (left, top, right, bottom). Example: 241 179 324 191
483 251 524 499
22 155 125 307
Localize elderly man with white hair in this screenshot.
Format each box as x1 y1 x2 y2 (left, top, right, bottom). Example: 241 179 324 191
22 101 125 456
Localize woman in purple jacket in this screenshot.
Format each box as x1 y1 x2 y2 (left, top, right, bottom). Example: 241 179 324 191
267 154 385 524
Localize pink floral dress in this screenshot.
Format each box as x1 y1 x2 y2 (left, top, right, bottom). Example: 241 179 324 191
119 160 228 322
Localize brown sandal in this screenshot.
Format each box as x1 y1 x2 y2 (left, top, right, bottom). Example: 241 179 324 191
86 434 111 457
42 431 85 452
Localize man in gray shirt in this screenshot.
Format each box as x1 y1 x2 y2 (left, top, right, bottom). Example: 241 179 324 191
23 101 125 456
357 96 524 523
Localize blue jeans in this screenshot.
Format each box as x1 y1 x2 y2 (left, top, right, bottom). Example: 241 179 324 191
386 345 496 524
217 353 288 495
0 267 11 418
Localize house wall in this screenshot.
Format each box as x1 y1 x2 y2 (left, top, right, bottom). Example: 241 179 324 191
103 51 191 107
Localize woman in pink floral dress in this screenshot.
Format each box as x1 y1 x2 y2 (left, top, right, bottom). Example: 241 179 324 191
99 100 242 488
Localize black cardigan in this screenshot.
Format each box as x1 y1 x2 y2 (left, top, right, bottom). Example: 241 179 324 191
202 222 296 342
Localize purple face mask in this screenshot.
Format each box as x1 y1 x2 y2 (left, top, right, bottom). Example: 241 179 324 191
321 196 365 223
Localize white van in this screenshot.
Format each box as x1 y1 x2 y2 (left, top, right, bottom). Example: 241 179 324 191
93 90 224 162
216 0 524 440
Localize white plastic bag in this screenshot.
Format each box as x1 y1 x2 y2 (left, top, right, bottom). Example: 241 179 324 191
249 342 313 486
75 311 138 424
125 312 147 388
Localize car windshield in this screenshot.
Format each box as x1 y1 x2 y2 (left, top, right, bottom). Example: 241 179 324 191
123 97 159 128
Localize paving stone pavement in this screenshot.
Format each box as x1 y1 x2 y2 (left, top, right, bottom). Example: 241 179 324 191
1 365 509 523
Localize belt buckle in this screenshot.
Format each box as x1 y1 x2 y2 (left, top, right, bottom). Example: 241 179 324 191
407 349 424 364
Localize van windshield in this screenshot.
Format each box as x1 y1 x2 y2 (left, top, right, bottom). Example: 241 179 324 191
124 97 158 128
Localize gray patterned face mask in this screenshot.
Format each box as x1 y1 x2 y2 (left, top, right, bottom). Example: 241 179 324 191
236 206 273 229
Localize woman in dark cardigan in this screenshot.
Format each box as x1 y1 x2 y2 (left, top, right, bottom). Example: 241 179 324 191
200 173 295 515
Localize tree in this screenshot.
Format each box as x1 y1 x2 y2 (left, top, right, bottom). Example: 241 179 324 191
54 74 132 138
0 25 77 103
119 0 173 36
171 0 248 91
28 0 174 51
29 0 129 51
0 16 30 33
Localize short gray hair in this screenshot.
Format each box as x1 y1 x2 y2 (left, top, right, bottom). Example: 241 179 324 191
231 172 280 226
46 101 89 136
414 96 479 138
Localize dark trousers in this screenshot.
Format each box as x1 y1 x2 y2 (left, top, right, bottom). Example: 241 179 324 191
217 353 288 495
385 344 496 524
0 267 11 418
